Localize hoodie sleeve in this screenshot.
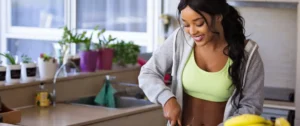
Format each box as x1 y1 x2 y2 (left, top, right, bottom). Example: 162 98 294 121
218 50 265 126
138 28 179 107
234 49 265 115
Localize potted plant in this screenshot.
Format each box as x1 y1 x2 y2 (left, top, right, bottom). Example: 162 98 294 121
0 60 6 85
54 26 75 73
38 53 57 80
96 29 116 70
0 53 21 84
55 26 73 66
20 55 37 82
66 55 80 71
109 40 140 68
67 26 99 72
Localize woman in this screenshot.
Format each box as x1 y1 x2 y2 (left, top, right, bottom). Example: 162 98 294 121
138 0 264 126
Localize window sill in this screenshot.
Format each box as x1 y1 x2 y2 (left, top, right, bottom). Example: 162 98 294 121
0 66 141 91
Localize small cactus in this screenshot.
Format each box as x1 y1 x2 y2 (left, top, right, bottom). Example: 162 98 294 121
40 53 57 63
21 54 32 63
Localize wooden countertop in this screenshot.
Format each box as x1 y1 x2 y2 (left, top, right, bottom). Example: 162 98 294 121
16 100 294 126
18 103 161 126
0 123 17 126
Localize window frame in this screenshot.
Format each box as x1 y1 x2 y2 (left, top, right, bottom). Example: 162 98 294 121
0 0 161 62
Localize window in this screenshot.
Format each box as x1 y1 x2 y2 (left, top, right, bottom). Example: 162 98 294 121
11 0 64 28
7 39 56 63
77 0 147 32
75 0 157 52
0 0 160 63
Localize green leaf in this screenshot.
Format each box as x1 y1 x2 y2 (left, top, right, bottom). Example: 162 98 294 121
0 53 16 65
108 40 140 66
94 25 99 31
100 28 106 34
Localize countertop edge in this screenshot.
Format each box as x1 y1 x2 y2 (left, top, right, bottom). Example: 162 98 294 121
70 105 161 126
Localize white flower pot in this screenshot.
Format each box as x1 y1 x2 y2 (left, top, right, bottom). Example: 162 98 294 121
38 57 57 80
21 62 37 82
0 66 6 85
6 64 21 84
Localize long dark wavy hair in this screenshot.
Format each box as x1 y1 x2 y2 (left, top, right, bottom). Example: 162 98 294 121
178 0 246 108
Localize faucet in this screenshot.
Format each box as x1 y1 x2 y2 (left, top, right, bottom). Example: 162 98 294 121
52 61 80 107
105 75 116 81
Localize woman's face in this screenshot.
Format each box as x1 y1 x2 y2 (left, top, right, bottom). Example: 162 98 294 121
181 6 222 46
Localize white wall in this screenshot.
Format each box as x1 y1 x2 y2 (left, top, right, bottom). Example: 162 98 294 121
238 7 297 89
165 1 297 89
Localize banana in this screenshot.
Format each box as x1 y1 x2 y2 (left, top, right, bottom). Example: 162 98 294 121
224 114 268 126
265 120 274 126
224 114 266 126
245 124 268 126
275 118 290 126
224 114 291 126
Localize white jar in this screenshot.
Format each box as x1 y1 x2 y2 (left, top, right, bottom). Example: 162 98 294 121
6 64 21 84
21 62 37 82
38 57 57 80
0 66 6 85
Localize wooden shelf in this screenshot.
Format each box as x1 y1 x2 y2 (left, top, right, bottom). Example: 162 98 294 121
264 100 295 110
228 0 299 3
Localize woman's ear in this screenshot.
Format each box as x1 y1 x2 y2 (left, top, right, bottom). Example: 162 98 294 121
216 15 223 22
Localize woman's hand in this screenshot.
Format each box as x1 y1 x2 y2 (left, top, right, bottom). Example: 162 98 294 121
163 97 182 126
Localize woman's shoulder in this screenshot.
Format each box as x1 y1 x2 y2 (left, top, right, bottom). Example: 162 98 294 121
244 39 259 54
244 39 263 69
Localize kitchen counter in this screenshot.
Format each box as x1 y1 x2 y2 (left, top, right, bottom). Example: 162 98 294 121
0 123 17 126
18 103 161 126
16 100 294 126
264 100 295 110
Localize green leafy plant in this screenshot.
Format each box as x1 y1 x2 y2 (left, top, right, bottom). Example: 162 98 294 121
56 26 74 64
64 26 99 51
0 53 17 65
95 29 117 49
109 40 140 66
21 55 32 63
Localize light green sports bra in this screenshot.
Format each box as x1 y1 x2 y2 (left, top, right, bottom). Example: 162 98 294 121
182 50 234 102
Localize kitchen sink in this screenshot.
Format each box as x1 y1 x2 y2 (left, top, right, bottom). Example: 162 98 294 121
66 82 153 108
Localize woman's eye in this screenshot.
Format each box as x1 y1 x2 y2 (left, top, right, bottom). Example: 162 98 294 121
183 24 189 27
196 23 204 27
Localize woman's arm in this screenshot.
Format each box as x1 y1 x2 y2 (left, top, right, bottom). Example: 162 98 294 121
234 50 265 115
138 28 179 106
218 50 265 126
